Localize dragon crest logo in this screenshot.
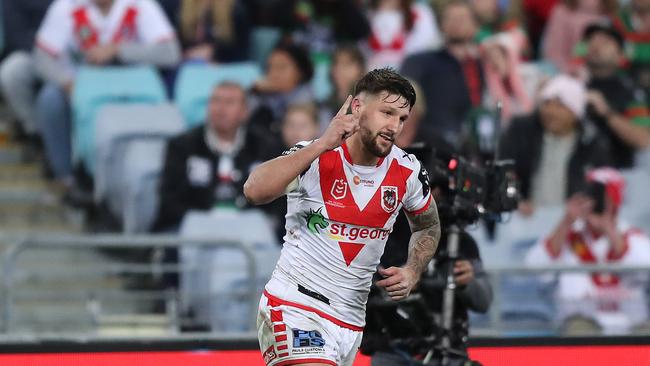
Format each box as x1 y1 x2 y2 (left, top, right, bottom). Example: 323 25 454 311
303 207 329 234
381 186 398 213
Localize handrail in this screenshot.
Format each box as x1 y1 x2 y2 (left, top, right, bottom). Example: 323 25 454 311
1 234 258 333
486 264 650 273
2 234 649 336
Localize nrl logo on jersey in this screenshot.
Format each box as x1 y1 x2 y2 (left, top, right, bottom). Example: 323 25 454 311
303 207 329 234
381 186 398 213
331 178 348 200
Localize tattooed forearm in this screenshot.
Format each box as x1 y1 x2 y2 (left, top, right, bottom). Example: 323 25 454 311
405 199 441 275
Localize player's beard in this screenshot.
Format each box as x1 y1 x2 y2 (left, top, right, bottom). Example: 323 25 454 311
359 113 394 158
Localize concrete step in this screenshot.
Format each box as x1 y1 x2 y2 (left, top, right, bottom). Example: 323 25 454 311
9 299 95 333
0 180 52 203
0 143 26 165
0 203 70 226
0 163 42 181
0 203 85 234
7 292 163 334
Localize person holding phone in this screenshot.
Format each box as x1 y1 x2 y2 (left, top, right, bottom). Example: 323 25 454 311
525 167 650 334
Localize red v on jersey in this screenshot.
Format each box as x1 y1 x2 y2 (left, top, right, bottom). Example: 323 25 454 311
338 242 365 266
318 149 412 228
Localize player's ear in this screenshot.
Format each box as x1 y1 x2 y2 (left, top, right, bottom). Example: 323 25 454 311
351 96 363 115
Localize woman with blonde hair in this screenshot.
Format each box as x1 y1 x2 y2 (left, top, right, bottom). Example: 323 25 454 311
179 0 251 62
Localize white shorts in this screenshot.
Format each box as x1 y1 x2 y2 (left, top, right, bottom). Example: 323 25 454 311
257 291 363 366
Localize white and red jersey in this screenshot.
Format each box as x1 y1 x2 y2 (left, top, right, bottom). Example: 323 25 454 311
525 219 650 329
264 141 433 329
36 0 175 57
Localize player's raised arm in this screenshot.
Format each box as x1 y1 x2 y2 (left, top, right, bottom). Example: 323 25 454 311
244 95 360 205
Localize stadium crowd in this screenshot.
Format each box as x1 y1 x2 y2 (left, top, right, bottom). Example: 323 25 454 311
2 0 650 335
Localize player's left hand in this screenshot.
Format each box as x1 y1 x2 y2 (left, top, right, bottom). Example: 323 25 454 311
376 266 420 301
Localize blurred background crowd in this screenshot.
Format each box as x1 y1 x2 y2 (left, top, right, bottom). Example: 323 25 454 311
0 0 650 339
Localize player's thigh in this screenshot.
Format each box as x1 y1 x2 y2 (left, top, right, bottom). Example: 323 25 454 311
339 327 363 366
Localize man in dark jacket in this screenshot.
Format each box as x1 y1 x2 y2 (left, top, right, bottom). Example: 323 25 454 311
501 75 612 215
401 0 484 148
153 82 279 231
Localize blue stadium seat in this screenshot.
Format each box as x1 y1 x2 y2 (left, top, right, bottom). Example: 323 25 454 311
72 66 167 173
620 168 650 235
179 209 280 331
0 0 5 55
121 140 168 233
312 58 333 103
249 27 281 66
93 103 185 210
174 62 261 128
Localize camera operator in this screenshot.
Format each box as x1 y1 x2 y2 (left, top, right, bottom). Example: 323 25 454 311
361 184 493 366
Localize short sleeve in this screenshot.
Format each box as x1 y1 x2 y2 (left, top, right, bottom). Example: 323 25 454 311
283 140 316 193
623 88 650 127
36 0 73 56
402 157 432 214
137 0 176 43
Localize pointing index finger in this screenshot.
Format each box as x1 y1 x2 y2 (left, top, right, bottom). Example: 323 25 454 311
336 95 353 117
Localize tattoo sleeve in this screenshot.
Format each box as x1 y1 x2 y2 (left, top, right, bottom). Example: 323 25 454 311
405 199 442 275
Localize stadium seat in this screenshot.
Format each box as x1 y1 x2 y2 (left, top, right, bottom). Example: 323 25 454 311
72 66 167 173
311 57 333 103
179 209 280 331
0 0 4 56
620 168 650 234
249 27 281 66
121 140 168 233
174 62 261 127
93 103 185 206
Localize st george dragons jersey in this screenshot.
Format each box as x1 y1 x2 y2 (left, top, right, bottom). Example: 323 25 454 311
264 140 432 329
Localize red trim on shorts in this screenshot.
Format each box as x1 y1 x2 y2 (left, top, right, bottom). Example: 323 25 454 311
277 344 288 351
277 352 290 358
404 194 432 215
275 334 287 342
271 309 283 323
274 324 286 332
264 290 364 331
273 358 337 366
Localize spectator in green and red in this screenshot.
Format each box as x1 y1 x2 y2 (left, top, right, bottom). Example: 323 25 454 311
471 0 524 45
613 0 650 93
583 22 650 168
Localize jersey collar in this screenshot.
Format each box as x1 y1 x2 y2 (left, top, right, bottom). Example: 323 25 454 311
341 142 385 167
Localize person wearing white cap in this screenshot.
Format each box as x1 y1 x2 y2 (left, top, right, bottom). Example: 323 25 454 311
525 167 650 334
500 74 612 216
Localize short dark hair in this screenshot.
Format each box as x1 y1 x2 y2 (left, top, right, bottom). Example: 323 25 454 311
271 42 314 83
352 68 416 109
333 44 366 71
